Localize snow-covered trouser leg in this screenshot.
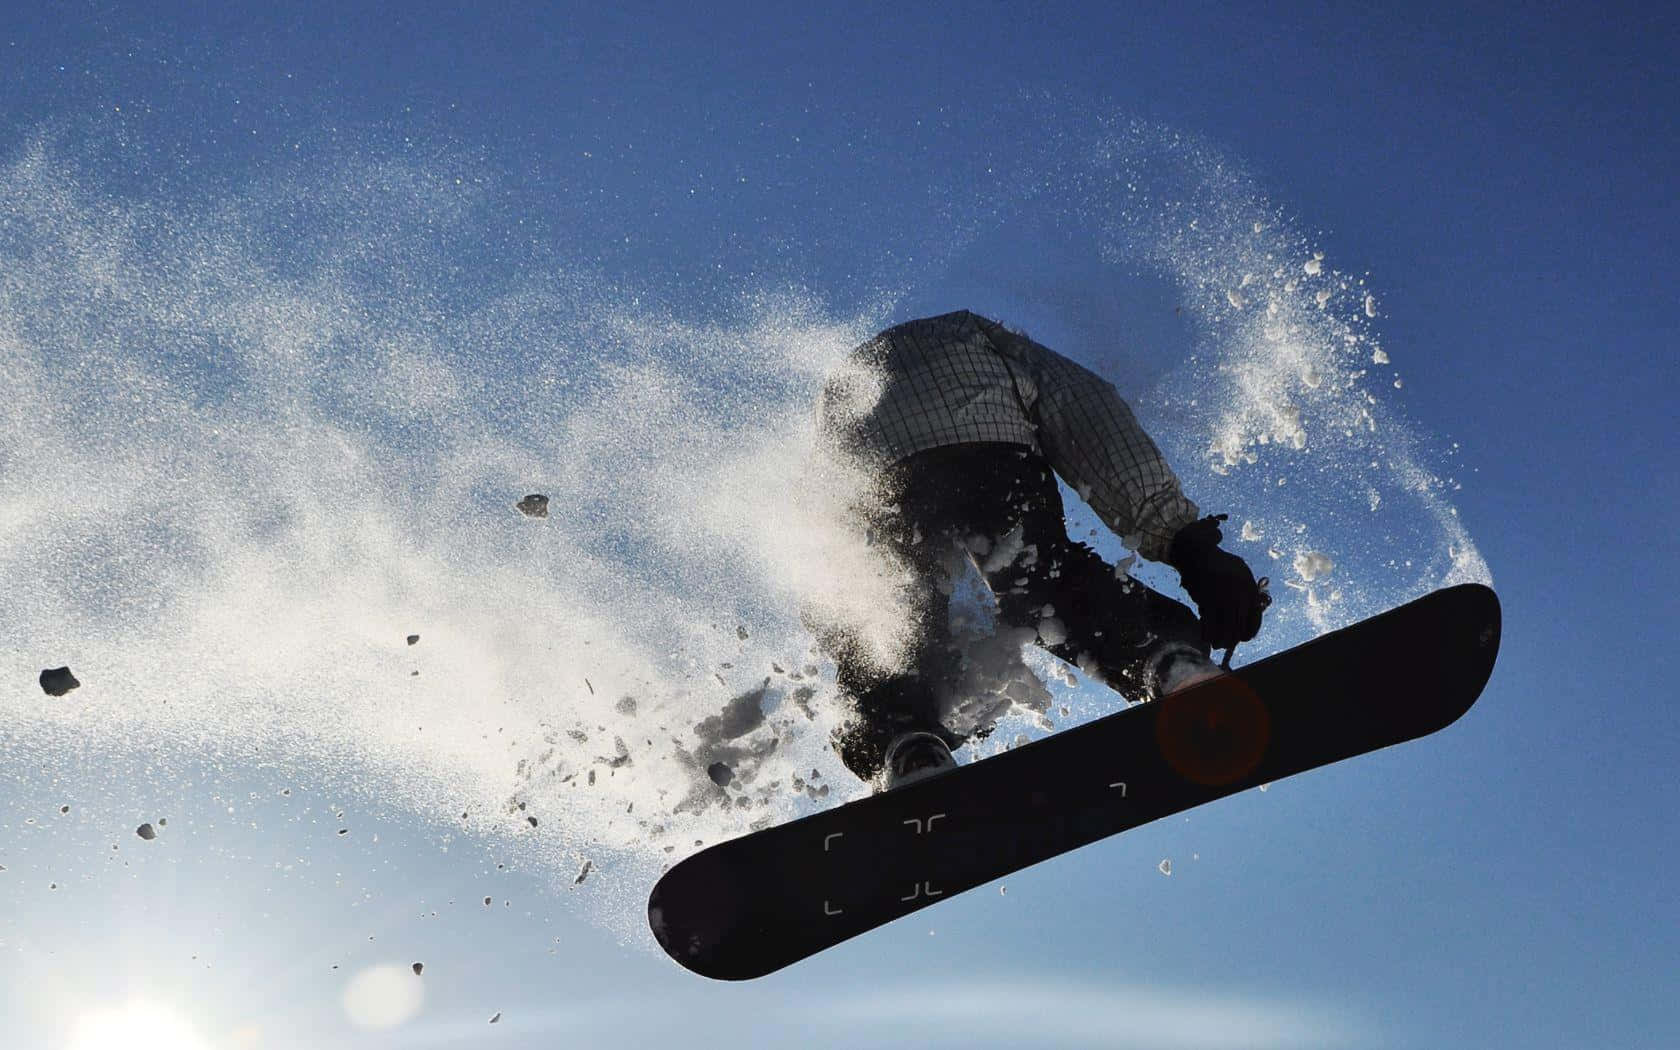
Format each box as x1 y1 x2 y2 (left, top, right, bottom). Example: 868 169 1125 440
819 442 1208 784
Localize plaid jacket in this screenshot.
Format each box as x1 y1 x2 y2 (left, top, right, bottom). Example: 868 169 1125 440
819 310 1199 562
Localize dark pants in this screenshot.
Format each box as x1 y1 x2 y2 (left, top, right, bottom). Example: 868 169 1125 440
819 442 1208 782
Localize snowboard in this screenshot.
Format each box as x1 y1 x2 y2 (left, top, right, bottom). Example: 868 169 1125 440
648 582 1500 981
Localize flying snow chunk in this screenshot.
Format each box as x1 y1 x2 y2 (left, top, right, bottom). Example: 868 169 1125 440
1112 553 1136 580
1372 348 1390 365
707 762 734 787
515 494 549 518
39 667 79 697
1364 293 1378 318
406 634 419 646
1292 551 1335 582
694 687 768 744
1158 858 1172 876
1240 520 1263 542
411 962 423 976
1303 254 1324 276
136 823 157 841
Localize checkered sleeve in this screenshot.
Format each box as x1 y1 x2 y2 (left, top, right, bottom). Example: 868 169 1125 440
816 311 1041 461
978 317 1200 562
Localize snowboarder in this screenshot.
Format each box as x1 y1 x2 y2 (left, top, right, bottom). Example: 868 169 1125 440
812 310 1268 790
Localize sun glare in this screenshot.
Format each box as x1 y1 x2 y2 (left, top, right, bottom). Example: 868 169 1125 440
67 1001 211 1050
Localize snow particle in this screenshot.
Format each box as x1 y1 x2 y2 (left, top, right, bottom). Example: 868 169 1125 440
1158 858 1172 876
483 896 493 906
706 762 734 787
406 634 420 646
1364 293 1378 318
136 823 156 840
1303 254 1323 276
489 1012 501 1024
515 494 548 518
1293 550 1335 582
574 859 593 885
39 666 79 697
412 962 423 976
59 805 69 815
1372 348 1390 365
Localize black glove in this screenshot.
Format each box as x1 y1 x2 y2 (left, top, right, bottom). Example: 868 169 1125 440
1167 514 1267 653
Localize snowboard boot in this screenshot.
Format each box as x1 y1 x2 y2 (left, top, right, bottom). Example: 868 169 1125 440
1147 643 1225 701
880 730 958 791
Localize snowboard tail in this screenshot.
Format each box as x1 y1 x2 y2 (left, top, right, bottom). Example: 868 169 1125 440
649 583 1500 980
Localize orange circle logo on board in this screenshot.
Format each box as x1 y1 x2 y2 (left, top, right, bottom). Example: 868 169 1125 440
1153 677 1271 787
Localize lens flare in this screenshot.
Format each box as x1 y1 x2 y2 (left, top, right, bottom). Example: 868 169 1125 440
67 1001 211 1050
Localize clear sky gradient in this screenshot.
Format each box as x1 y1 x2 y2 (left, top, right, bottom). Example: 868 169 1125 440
2 3 1676 1049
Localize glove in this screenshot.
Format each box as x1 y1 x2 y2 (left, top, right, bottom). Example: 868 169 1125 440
1167 514 1267 652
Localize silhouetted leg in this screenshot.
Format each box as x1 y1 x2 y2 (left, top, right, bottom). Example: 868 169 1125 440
820 442 1208 782
973 455 1209 700
822 444 1033 781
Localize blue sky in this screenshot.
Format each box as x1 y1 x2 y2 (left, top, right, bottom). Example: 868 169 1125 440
1 3 1676 1049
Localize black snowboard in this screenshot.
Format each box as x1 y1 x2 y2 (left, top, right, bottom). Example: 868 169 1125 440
649 583 1500 980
